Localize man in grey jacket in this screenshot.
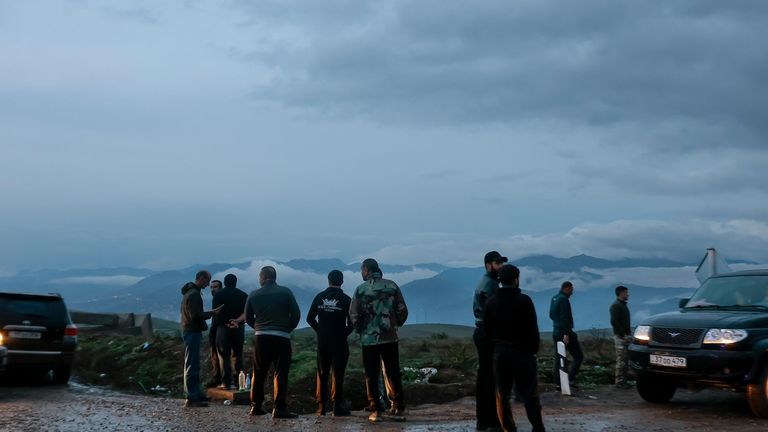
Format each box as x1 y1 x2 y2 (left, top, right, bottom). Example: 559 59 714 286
180 270 222 407
472 251 507 430
244 266 301 419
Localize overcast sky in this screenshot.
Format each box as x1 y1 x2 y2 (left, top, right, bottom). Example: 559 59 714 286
1 0 767 271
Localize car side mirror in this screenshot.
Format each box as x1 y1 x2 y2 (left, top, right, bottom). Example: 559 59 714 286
679 298 689 308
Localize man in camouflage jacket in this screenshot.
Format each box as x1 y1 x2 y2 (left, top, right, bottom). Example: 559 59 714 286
349 258 408 423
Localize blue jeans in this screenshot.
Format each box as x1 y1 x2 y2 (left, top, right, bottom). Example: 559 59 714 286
183 330 203 401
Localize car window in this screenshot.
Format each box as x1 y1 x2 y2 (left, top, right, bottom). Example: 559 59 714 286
0 296 67 324
686 275 768 308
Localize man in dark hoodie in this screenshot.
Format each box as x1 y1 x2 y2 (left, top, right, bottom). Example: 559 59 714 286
244 266 301 419
306 269 353 417
484 264 546 432
180 270 222 407
472 250 507 431
212 273 248 390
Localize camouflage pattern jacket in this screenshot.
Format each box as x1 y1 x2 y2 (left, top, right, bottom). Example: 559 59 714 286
349 272 408 346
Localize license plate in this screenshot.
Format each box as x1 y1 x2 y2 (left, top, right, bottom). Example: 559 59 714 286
8 331 42 340
650 354 686 368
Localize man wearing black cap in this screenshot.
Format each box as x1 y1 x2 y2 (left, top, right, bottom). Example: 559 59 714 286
307 270 354 416
472 251 507 430
484 264 546 432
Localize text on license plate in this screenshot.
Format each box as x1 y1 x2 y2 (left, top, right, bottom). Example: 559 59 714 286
650 354 686 368
8 331 42 340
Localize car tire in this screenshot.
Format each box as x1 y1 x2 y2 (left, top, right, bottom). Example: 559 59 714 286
746 366 768 418
637 373 676 403
52 364 72 384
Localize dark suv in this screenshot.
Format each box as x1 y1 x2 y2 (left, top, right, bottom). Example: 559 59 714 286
0 292 78 383
628 270 768 417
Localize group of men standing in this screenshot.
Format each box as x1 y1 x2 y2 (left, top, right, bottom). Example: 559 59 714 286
472 251 633 431
180 253 632 429
179 258 409 423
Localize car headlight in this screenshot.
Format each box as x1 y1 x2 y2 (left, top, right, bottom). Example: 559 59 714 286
703 329 748 344
634 325 651 341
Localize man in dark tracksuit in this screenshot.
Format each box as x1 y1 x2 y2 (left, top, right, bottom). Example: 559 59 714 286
610 285 631 388
484 265 546 432
180 270 222 407
550 281 583 388
207 280 223 388
306 269 353 416
244 266 301 418
212 273 248 389
472 251 507 430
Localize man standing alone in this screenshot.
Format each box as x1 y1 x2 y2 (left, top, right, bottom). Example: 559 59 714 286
180 270 222 407
212 273 248 389
484 265 546 432
244 266 301 419
472 251 507 431
610 285 632 388
550 281 583 389
306 269 353 416
349 258 408 423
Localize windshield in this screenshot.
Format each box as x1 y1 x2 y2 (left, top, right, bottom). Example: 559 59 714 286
686 275 768 308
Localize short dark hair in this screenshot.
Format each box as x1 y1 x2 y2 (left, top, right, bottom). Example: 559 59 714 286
328 269 344 286
498 264 520 284
261 266 277 281
615 285 628 296
211 279 222 289
361 258 380 273
561 281 573 290
195 270 211 281
224 273 237 287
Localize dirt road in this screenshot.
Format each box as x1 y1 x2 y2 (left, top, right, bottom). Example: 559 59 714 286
1 381 766 431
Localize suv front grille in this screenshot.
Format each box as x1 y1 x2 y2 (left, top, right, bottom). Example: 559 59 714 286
650 327 704 347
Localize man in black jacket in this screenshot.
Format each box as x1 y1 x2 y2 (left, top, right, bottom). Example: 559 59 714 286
244 266 301 419
306 269 353 416
212 273 248 390
180 270 222 407
610 285 631 388
549 281 583 388
484 265 546 432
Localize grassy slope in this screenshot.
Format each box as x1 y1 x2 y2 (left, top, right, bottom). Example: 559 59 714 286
73 323 617 413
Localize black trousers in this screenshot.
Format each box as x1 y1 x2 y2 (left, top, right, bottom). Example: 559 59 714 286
473 326 500 428
316 340 349 409
552 331 584 386
494 345 545 432
362 342 404 412
216 326 245 387
250 335 292 411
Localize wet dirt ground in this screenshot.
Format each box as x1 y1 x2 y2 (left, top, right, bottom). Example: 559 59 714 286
1 381 767 431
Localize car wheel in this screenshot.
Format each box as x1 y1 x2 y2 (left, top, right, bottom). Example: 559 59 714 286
52 364 72 384
637 372 676 403
747 366 768 418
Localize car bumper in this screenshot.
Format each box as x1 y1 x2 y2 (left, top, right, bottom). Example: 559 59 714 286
6 349 75 368
628 343 756 386
0 347 7 373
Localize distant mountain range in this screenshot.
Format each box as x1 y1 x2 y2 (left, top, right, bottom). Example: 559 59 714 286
1 254 762 331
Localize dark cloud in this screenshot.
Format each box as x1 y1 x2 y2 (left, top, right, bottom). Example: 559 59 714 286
231 0 768 151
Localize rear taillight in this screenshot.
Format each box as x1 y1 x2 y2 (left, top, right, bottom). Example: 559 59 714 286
65 324 78 336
